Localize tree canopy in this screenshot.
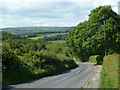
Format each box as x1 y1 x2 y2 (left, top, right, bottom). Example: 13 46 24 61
66 6 120 61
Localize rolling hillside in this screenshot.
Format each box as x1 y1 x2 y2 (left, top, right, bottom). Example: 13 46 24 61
1 27 74 35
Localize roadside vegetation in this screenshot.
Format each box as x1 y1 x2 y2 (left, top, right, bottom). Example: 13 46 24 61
88 55 104 65
66 6 120 61
2 32 76 87
100 54 119 88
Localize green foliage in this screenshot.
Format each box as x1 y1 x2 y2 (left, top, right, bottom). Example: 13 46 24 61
89 55 104 65
46 41 73 59
28 33 67 41
100 54 119 88
2 42 34 86
89 55 98 63
40 34 68 41
1 31 21 41
22 43 46 54
2 67 34 87
2 43 21 71
2 33 76 87
66 6 120 61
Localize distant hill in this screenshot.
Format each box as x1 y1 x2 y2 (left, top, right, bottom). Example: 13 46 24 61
1 27 74 35
1 31 22 41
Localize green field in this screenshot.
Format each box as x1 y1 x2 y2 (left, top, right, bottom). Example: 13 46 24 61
28 33 63 40
28 33 68 41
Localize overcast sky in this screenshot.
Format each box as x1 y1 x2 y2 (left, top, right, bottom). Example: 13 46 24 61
0 0 119 28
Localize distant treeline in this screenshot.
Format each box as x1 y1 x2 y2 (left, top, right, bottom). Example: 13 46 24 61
40 34 68 41
1 26 74 35
1 31 68 42
23 31 68 38
1 31 45 44
31 30 68 35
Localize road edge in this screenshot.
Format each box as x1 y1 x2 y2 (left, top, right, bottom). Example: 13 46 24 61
83 65 97 88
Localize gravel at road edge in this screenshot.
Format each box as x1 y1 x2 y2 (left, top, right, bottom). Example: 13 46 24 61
84 64 102 88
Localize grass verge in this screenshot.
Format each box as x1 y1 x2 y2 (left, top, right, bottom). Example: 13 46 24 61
99 53 119 88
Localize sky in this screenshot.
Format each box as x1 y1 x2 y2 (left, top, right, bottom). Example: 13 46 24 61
0 0 119 28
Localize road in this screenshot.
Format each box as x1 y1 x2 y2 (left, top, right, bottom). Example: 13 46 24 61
7 63 95 88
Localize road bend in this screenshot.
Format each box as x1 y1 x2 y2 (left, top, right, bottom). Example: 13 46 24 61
7 63 95 88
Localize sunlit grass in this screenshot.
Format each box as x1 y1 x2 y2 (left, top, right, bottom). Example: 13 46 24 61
28 33 62 40
100 54 119 88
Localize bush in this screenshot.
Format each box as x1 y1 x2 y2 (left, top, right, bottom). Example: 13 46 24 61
2 43 34 87
89 55 104 65
89 55 98 63
100 53 119 88
96 55 104 65
2 67 34 87
2 43 22 71
2 40 77 87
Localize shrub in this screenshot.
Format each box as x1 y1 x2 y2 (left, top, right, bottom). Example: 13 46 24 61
89 55 98 63
2 41 77 87
96 55 104 65
89 55 104 65
2 43 34 87
2 43 22 71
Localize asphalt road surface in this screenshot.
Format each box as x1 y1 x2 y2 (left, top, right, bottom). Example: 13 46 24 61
7 63 95 88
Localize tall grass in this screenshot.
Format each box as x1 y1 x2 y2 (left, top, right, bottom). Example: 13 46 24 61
100 53 119 88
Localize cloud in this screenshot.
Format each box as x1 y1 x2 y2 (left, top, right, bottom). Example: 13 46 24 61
1 0 119 28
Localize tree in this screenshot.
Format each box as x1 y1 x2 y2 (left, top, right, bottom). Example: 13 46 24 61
2 43 21 71
66 6 120 61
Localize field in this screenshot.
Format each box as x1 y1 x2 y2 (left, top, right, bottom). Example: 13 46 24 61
28 33 66 40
